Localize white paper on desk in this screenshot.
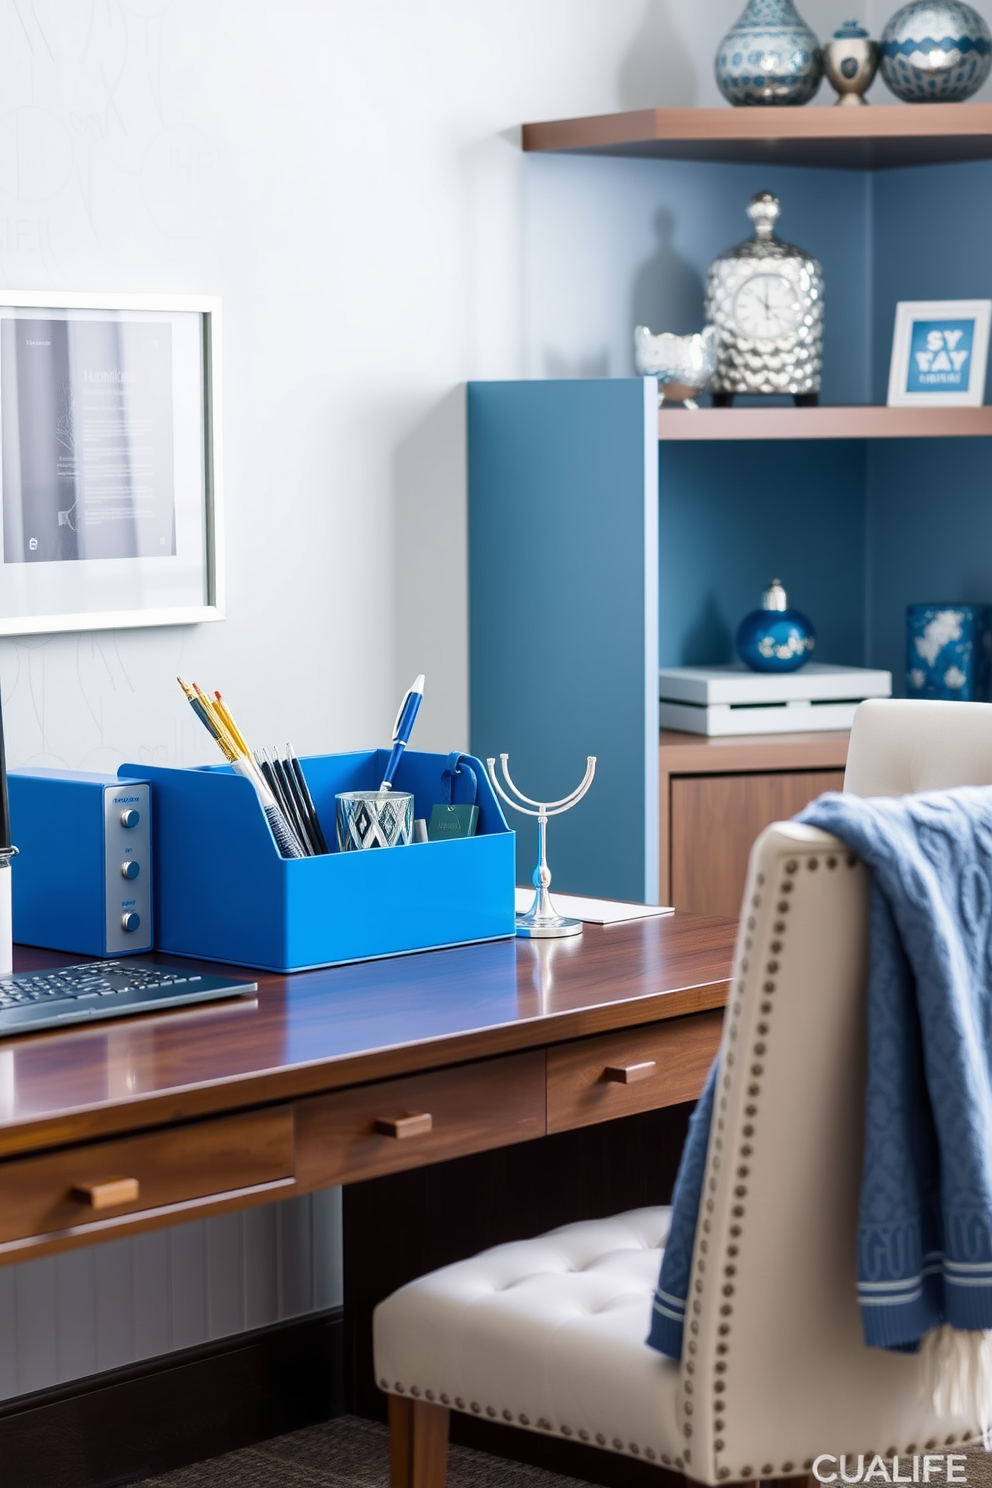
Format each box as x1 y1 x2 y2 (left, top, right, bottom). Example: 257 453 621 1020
514 889 675 925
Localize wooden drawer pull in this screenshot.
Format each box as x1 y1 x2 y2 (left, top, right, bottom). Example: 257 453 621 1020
603 1061 657 1085
374 1113 433 1140
71 1177 141 1210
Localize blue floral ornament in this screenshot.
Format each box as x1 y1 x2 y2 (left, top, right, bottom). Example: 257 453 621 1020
736 579 816 673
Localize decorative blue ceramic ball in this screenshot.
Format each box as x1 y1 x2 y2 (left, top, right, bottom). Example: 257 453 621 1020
880 2 992 102
736 579 816 672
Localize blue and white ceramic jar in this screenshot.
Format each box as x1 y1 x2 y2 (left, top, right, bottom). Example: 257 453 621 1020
715 0 824 106
906 603 992 699
880 2 992 102
736 579 816 672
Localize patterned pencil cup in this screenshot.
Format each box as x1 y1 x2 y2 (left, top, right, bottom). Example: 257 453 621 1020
336 790 414 850
906 603 992 701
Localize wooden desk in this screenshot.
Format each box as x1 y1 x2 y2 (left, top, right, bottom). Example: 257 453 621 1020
0 915 735 1266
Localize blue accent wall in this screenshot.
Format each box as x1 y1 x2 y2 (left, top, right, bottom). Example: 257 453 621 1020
867 438 992 691
468 379 652 900
522 156 872 405
658 440 867 669
872 162 992 406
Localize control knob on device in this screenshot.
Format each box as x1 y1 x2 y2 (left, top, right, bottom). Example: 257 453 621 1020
120 809 140 828
121 912 141 933
120 861 140 880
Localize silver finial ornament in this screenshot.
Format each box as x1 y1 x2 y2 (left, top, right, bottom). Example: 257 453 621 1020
486 754 596 938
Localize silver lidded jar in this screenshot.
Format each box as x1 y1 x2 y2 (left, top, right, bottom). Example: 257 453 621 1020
705 192 824 404
714 0 823 106
823 20 880 104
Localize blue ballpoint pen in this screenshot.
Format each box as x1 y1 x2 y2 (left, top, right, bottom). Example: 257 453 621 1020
380 674 425 789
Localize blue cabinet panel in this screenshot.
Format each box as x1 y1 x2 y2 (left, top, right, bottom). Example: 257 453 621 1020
469 379 656 902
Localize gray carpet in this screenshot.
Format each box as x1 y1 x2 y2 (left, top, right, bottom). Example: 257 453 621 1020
136 1414 586 1487
136 1417 992 1488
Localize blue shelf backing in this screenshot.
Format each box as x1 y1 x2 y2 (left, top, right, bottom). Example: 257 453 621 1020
659 439 867 669
522 155 871 403
872 161 992 406
469 378 658 903
123 750 515 973
867 437 992 687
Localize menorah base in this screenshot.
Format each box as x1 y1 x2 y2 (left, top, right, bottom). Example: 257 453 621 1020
515 913 583 939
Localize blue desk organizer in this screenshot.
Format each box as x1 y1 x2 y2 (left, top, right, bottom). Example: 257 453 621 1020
122 750 515 972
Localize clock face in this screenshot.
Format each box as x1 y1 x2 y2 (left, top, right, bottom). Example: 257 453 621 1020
733 274 801 339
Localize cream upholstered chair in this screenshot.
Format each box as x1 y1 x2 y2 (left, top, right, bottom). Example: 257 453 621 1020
843 696 992 796
374 698 992 1488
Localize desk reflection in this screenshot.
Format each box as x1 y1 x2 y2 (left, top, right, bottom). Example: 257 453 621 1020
519 935 586 1017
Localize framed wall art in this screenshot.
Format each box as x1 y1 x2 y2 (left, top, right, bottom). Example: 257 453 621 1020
887 298 992 408
0 292 223 636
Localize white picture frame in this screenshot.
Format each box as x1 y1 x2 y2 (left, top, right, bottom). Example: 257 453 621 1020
0 291 223 637
887 298 992 409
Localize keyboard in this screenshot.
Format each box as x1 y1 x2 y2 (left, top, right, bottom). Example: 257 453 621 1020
0 961 258 1035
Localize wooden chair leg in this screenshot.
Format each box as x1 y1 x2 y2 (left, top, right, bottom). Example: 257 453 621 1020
388 1395 450 1488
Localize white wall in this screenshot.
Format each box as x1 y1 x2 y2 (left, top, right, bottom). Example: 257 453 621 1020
5 0 992 1400
0 0 697 765
2 0 991 764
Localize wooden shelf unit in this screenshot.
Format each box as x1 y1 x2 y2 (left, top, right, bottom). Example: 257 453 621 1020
468 106 992 905
522 102 992 170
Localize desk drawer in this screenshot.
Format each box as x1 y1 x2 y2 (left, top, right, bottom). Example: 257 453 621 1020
547 1011 723 1133
295 1050 545 1188
0 1107 294 1250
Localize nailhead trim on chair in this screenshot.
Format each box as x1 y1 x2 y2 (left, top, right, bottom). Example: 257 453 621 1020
699 852 968 1479
699 852 867 1482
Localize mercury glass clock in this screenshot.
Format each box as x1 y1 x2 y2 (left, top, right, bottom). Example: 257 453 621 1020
705 192 824 406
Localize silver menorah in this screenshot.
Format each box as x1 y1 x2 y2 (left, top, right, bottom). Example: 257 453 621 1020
486 753 596 938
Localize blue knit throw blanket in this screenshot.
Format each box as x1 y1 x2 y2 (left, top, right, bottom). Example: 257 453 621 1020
648 786 992 1359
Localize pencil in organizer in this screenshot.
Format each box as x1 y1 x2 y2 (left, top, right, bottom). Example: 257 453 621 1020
253 745 328 856
256 747 316 856
287 745 329 854
177 679 305 859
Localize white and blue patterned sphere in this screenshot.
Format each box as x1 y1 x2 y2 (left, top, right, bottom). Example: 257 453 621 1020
880 2 992 101
736 605 816 672
715 0 823 106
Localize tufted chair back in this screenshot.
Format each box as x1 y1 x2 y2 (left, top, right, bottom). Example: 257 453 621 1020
680 818 979 1483
844 696 992 797
680 697 989 1482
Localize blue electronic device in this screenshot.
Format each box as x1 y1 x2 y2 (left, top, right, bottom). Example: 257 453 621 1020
8 770 153 956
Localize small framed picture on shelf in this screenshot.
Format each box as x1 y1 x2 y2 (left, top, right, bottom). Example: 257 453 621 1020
0 291 223 637
887 299 992 408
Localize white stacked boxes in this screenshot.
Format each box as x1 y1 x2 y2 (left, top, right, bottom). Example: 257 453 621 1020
659 662 892 736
